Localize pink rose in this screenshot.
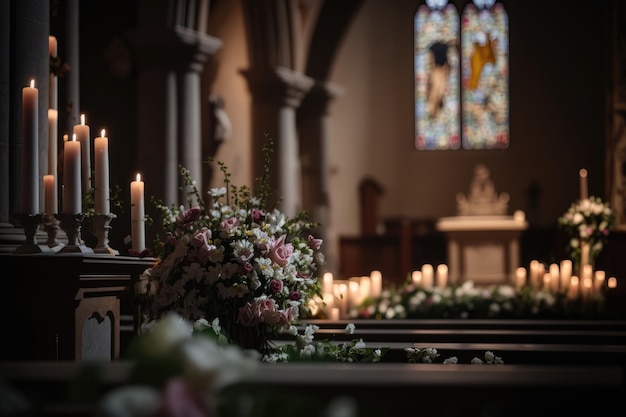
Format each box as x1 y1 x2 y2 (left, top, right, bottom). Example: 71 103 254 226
178 207 202 224
251 208 264 222
307 234 323 250
191 228 211 248
278 306 296 325
289 290 301 301
237 302 263 326
153 377 213 417
268 235 293 267
269 279 283 293
220 217 239 232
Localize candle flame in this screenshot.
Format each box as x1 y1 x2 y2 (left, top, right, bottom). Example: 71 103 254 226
29 79 35 88
579 168 587 178
101 129 106 137
136 173 141 182
80 114 86 126
63 134 69 142
72 134 77 142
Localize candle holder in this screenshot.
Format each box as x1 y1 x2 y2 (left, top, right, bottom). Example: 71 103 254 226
92 213 119 255
43 214 65 252
14 213 55 253
55 213 94 254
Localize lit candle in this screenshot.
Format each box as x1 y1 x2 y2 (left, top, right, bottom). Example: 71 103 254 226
329 307 340 321
131 173 145 251
62 134 82 213
48 109 58 177
335 282 348 318
579 168 588 200
560 260 572 292
549 263 559 292
370 270 382 298
73 114 91 194
568 276 579 300
322 272 334 295
515 267 526 289
348 278 361 308
608 277 617 289
594 270 605 294
421 264 434 289
436 264 448 288
43 174 57 217
21 79 38 214
411 270 422 286
94 129 110 215
49 36 58 110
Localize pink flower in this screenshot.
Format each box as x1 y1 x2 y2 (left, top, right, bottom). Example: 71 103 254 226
220 217 239 232
178 207 202 225
269 279 283 294
268 235 293 267
237 302 263 326
191 228 211 248
251 208 264 222
166 232 177 246
307 234 322 250
152 377 214 417
278 306 296 325
289 290 301 301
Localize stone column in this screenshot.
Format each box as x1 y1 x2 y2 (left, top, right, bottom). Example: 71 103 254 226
298 81 344 275
0 0 49 252
61 0 80 133
243 66 314 218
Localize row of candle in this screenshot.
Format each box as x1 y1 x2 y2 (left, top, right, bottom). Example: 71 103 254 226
21 71 146 251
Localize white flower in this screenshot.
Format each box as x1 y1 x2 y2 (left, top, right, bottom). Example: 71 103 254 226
345 323 356 335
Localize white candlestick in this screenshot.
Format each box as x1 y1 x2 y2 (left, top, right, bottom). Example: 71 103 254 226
48 109 58 177
370 270 382 298
43 174 57 217
21 80 39 214
94 129 110 215
74 114 91 194
131 173 145 251
436 264 448 288
49 36 58 110
62 134 82 214
579 168 588 200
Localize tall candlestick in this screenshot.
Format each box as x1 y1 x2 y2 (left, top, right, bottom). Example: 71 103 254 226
49 36 58 110
579 168 588 200
62 134 82 214
370 270 382 298
21 79 39 214
94 129 110 215
131 173 145 251
74 114 91 194
43 175 57 217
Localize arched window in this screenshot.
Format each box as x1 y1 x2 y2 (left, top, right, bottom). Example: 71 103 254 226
415 0 509 150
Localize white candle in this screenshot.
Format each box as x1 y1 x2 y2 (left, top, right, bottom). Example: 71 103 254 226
330 307 340 321
62 134 82 214
579 168 588 200
48 109 58 176
549 263 560 292
594 270 605 294
335 282 348 318
370 270 382 298
348 278 361 308
94 129 110 215
21 79 38 214
560 260 572 292
436 264 448 288
131 173 145 251
515 267 526 289
608 277 617 289
411 270 422 286
74 114 91 194
49 36 58 110
568 276 579 300
43 174 57 217
421 264 434 289
322 272 334 295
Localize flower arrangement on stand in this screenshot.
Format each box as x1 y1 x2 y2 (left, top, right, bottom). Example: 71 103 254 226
557 196 615 273
141 135 325 355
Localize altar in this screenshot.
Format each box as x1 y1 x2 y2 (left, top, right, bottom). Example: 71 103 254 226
436 164 528 285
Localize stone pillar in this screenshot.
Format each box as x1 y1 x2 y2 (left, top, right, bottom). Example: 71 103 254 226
243 66 314 217
130 15 222 244
0 0 50 252
61 0 80 133
298 81 344 275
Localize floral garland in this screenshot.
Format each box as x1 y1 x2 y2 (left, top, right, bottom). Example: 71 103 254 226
142 135 325 353
557 196 615 268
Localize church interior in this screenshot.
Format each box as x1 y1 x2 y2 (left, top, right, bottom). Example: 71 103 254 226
2 0 626 416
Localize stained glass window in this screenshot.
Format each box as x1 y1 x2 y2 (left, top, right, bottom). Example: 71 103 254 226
414 0 509 150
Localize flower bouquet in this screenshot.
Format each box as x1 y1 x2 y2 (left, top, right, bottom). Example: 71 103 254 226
142 135 325 354
557 196 615 271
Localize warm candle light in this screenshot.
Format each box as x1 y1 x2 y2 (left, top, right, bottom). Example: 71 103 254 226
421 264 434 289
21 79 39 214
74 114 91 194
130 173 145 251
411 270 422 286
568 276 579 300
62 134 82 214
608 277 617 289
515 267 526 289
322 272 334 295
436 264 448 288
579 168 588 200
94 129 110 215
370 270 383 298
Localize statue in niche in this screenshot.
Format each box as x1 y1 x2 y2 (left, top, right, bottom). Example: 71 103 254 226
456 164 509 215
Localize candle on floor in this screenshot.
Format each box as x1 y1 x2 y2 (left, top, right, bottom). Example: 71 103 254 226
94 129 110 215
21 79 38 214
130 173 145 251
62 134 82 214
73 114 91 194
43 175 57 217
579 168 588 200
370 270 382 298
